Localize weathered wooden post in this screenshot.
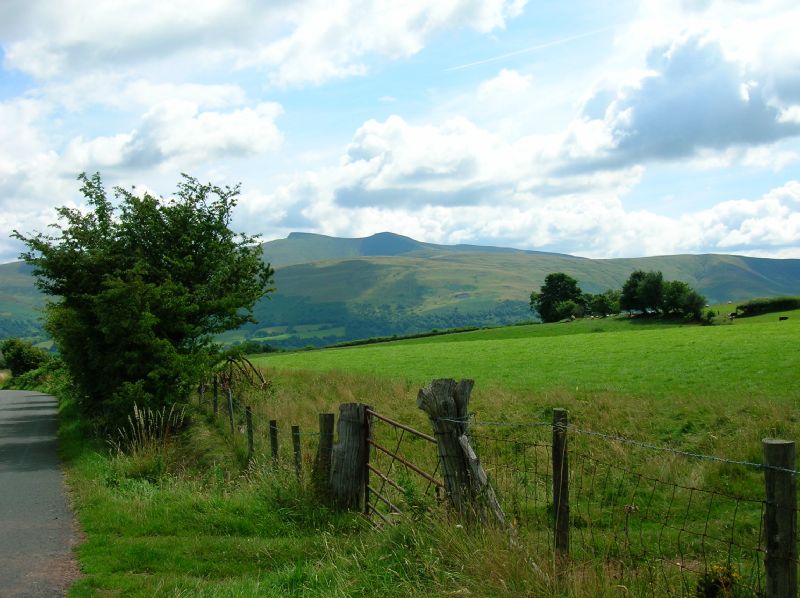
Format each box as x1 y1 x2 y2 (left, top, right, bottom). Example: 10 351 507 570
417 379 474 513
329 403 370 510
292 425 302 480
245 406 254 462
269 420 279 463
227 387 235 435
763 438 797 598
417 379 505 524
314 413 335 495
552 408 570 561
212 376 219 416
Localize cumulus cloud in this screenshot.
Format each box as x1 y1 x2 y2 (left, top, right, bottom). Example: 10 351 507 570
1 0 526 87
64 100 283 171
564 35 800 171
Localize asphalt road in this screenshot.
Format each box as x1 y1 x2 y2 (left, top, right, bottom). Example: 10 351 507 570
0 390 78 597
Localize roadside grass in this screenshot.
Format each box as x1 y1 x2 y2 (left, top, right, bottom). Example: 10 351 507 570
58 389 581 597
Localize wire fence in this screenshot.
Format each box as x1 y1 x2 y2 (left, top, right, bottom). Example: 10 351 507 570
195 376 798 597
466 417 796 597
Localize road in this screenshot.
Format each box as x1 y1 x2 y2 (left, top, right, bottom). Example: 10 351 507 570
0 390 79 597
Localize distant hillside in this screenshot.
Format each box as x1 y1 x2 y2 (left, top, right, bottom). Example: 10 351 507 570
242 233 800 348
0 262 44 339
3 231 800 347
261 231 566 267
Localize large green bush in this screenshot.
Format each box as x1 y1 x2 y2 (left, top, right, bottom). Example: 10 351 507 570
0 337 50 377
13 173 274 429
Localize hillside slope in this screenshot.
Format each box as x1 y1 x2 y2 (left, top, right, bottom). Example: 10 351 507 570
4 232 800 346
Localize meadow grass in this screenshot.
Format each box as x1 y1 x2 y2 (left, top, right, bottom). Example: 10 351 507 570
46 310 799 596
61 391 589 597
240 311 800 595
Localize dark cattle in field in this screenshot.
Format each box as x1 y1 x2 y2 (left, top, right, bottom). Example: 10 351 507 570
779 316 789 321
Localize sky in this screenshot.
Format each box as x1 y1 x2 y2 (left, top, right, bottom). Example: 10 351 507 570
1 0 800 263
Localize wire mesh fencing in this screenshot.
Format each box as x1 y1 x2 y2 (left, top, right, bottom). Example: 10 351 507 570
465 415 797 597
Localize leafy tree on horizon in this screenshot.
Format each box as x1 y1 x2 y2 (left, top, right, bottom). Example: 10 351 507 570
586 289 621 316
530 272 584 322
13 173 274 428
620 270 705 320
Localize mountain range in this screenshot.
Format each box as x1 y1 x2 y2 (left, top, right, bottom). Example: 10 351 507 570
3 231 800 348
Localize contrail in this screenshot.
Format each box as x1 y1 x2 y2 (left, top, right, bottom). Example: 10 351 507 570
445 26 615 72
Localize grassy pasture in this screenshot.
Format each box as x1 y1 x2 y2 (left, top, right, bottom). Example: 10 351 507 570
48 309 799 596
253 311 799 417
243 311 799 595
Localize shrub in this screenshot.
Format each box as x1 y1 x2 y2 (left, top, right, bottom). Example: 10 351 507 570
736 296 800 317
14 173 274 430
0 337 51 377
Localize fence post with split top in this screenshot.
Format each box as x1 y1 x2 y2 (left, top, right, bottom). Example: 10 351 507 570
417 378 474 513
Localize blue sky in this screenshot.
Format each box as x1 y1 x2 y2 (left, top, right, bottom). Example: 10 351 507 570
1 0 799 262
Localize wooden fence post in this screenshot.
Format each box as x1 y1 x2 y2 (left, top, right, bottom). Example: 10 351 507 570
417 379 505 525
329 403 370 510
314 413 335 495
292 425 302 480
227 387 235 435
417 379 474 513
763 438 797 598
212 376 218 416
245 406 254 463
552 408 569 560
269 420 279 463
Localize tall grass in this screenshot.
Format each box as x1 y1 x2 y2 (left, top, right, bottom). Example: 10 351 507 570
107 403 186 481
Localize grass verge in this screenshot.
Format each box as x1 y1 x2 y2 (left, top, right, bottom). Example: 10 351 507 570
56 388 585 597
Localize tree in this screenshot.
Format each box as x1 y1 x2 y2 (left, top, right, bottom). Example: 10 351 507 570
14 173 274 427
587 289 620 317
620 270 646 312
0 338 50 377
637 271 664 313
620 270 663 313
530 273 583 323
663 280 706 320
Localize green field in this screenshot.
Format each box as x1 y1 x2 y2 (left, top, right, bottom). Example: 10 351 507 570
255 311 799 404
13 307 800 596
244 311 799 595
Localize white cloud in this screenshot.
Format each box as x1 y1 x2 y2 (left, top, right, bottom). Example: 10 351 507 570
65 100 283 171
564 35 800 172
2 0 526 87
241 108 800 259
477 68 532 100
